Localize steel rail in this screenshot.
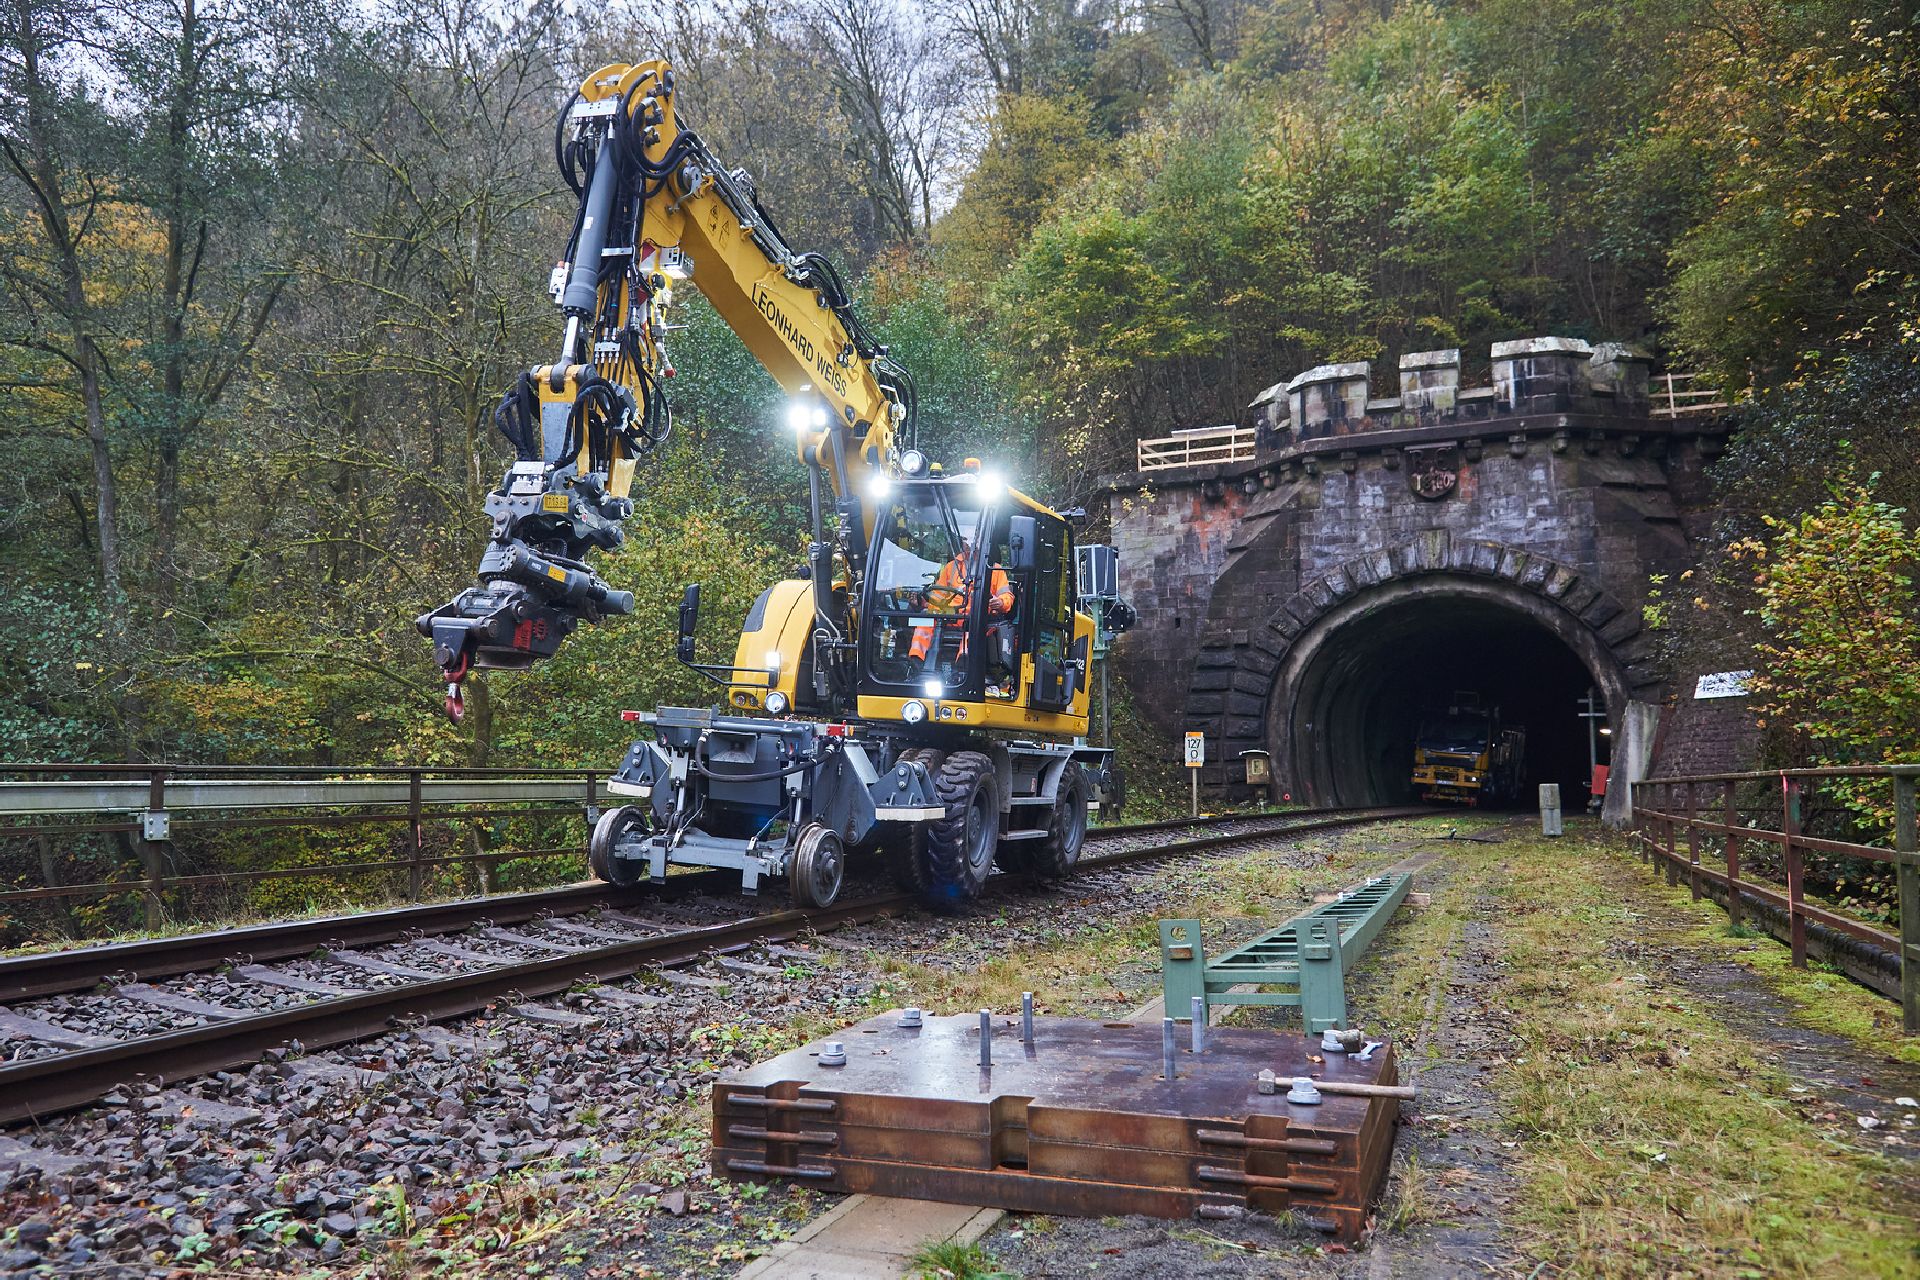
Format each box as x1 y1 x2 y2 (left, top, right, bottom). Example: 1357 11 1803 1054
0 806 1423 1124
1088 805 1387 839
1 807 1379 998
0 876 707 1001
0 898 901 1125
1084 808 1426 867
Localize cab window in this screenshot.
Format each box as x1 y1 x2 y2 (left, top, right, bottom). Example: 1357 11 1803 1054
863 488 994 697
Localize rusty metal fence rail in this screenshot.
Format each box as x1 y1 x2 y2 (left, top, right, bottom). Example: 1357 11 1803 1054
1630 765 1918 1032
0 763 605 935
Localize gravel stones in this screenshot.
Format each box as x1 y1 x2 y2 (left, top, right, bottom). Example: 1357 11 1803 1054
0 936 861 1273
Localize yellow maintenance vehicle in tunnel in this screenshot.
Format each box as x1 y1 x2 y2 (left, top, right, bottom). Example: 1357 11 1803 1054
417 58 1127 911
1410 692 1527 806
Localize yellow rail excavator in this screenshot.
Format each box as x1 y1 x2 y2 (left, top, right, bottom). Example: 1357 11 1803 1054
418 59 1129 911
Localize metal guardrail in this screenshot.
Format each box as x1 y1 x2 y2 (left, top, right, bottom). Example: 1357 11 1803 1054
0 764 605 929
1630 766 1918 1032
1137 425 1258 471
0 776 591 819
1159 873 1413 1033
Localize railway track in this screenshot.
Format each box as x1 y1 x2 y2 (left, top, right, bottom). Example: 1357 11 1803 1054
0 806 1421 1124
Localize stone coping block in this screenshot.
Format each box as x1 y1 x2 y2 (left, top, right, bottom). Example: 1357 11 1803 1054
1490 336 1593 359
1285 360 1371 393
1398 348 1460 371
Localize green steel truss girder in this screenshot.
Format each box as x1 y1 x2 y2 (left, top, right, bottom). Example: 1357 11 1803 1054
1159 873 1413 1034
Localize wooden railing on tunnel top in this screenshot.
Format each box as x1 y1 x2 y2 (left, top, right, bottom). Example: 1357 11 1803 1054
1649 371 1741 418
1630 765 1919 1032
1137 425 1257 471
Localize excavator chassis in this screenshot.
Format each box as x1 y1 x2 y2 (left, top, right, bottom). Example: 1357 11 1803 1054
593 706 1110 908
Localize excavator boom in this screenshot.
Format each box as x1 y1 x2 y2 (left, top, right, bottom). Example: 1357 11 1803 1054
417 60 913 718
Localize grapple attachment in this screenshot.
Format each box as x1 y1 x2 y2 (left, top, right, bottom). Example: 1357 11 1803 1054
417 460 636 720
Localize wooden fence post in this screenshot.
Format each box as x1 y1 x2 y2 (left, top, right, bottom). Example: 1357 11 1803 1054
1686 781 1701 900
584 770 600 876
1783 774 1805 967
407 769 425 903
1723 780 1742 931
1894 768 1917 1034
139 766 169 930
37 834 74 937
1663 784 1681 887
1654 781 1668 870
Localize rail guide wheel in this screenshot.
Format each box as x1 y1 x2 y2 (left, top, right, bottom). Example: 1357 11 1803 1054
590 805 648 888
789 822 846 909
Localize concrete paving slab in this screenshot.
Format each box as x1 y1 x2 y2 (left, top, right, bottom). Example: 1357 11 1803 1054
735 1194 1002 1280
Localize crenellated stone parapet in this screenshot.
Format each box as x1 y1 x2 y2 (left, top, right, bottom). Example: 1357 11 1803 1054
1244 336 1667 448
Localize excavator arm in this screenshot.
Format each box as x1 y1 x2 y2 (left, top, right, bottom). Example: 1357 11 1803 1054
417 59 916 720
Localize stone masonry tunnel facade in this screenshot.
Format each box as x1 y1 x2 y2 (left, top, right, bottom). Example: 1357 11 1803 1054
1103 338 1733 824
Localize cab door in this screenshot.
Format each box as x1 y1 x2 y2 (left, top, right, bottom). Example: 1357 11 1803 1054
1020 514 1076 711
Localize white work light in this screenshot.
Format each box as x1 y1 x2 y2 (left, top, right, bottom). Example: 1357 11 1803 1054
658 246 693 280
922 679 942 698
900 449 928 476
867 475 892 503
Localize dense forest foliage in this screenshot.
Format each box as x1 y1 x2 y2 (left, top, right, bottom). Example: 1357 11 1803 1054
2 0 1915 781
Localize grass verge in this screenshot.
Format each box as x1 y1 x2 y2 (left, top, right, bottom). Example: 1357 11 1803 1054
863 819 1447 1018
1481 828 1919 1276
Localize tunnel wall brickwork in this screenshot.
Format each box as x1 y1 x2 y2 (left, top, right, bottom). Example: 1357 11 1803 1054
1103 337 1736 809
1647 692 1763 778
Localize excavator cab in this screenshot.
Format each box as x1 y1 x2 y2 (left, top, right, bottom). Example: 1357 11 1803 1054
862 482 1002 702
859 477 1082 726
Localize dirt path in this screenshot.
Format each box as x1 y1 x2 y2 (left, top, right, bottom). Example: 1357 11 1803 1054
1624 923 1920 1164
1363 882 1525 1275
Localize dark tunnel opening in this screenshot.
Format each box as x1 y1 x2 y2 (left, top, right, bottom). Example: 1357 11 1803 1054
1285 593 1613 810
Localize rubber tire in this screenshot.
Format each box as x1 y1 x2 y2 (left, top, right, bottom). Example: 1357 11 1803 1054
788 823 845 909
920 750 1000 912
887 747 943 898
1023 762 1088 880
589 806 648 888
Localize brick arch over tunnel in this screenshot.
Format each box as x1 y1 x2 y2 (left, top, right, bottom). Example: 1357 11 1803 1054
1187 537 1664 823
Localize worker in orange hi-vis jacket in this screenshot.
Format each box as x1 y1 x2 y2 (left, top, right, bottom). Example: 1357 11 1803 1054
910 526 1015 670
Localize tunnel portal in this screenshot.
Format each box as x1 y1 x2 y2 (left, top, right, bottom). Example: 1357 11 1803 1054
1282 591 1608 810
1106 336 1729 823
